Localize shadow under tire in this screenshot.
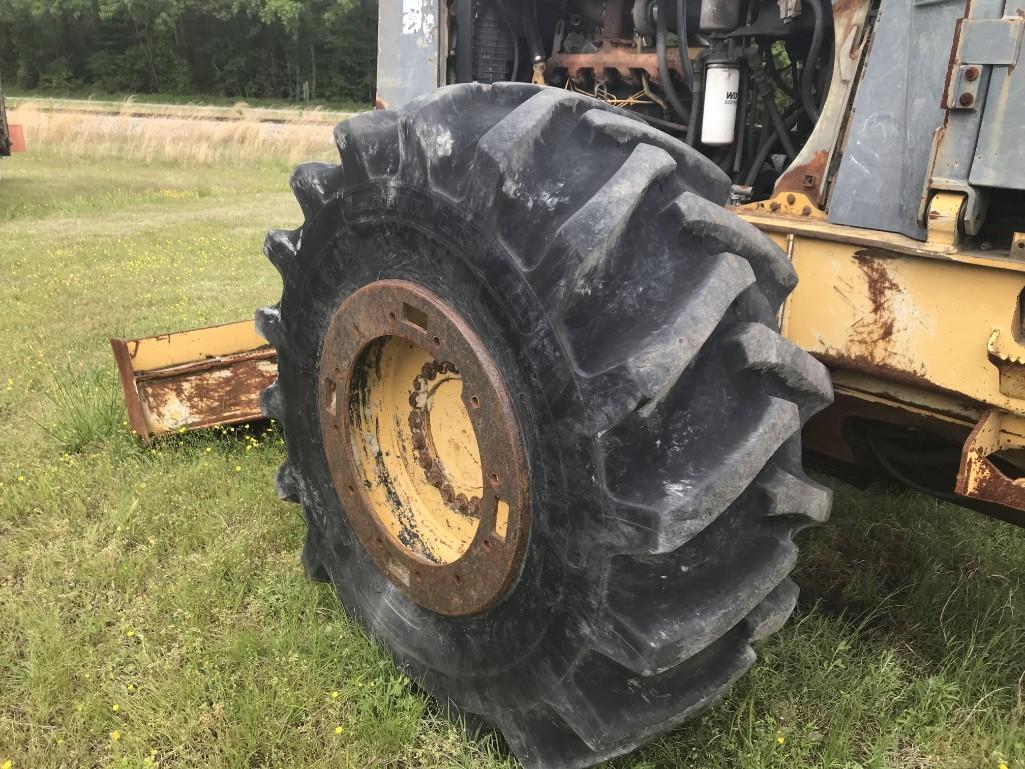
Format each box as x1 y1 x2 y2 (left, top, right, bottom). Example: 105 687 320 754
257 82 833 769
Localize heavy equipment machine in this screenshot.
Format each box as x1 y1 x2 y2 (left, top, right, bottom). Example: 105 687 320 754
112 1 1025 766
0 86 26 159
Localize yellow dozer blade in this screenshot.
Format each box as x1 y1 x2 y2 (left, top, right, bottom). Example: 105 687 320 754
111 320 276 442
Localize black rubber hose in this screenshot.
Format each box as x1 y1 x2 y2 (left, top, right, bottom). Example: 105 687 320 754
675 0 696 88
656 2 691 123
745 48 798 159
509 19 521 80
637 112 689 134
800 0 825 123
523 0 546 65
743 109 802 187
686 54 703 146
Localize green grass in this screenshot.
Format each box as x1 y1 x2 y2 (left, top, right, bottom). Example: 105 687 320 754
1 140 1023 769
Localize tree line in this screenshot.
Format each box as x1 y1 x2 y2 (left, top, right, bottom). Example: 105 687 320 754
0 0 378 104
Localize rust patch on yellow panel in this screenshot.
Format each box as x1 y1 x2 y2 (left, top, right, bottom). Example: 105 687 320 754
851 249 900 346
111 320 276 442
749 214 1025 418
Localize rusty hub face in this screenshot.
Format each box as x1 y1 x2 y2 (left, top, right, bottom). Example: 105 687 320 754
319 280 530 616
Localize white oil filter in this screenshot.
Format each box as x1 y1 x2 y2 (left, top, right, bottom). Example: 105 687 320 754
701 62 741 146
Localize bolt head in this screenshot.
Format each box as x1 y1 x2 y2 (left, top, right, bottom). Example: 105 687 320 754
965 66 980 82
959 92 975 107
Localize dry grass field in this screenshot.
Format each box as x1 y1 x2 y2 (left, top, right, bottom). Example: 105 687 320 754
1 106 1023 769
8 101 343 166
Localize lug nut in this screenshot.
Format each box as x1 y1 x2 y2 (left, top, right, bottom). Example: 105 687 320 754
418 453 433 469
456 493 468 513
411 431 426 450
428 468 444 487
422 362 437 380
468 497 481 517
408 411 423 431
441 484 454 503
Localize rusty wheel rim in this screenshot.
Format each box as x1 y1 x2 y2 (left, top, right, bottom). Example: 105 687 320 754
319 280 530 616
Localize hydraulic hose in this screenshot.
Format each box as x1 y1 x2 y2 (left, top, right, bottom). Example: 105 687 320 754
686 53 704 146
656 2 691 123
638 112 689 134
800 0 825 123
745 47 798 159
743 109 802 187
675 0 696 88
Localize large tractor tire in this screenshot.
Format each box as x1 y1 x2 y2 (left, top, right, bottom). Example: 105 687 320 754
257 83 832 768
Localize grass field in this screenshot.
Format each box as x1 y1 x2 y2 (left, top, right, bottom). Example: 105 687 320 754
1 111 1023 769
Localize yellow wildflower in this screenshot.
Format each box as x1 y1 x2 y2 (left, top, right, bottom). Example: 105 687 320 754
112 703 120 712
234 466 241 472
126 630 135 637
334 726 343 735
110 730 121 741
998 763 1008 769
776 736 785 745
330 690 339 699
2 759 12 769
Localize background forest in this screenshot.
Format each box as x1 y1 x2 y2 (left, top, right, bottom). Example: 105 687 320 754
0 0 378 104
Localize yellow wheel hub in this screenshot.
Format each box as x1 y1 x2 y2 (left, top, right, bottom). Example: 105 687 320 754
319 280 529 616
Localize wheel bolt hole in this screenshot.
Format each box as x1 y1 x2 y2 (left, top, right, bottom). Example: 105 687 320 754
388 311 396 321
483 539 491 551
453 573 462 584
414 571 423 583
470 396 480 408
489 472 499 488
347 485 355 494
432 336 441 347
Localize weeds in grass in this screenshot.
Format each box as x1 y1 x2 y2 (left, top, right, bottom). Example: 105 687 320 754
9 105 337 165
38 364 126 452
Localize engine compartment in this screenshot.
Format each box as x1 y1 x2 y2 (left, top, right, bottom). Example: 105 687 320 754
446 0 849 204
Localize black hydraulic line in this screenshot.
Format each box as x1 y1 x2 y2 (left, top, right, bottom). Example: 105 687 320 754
744 47 798 159
522 0 546 65
456 0 474 83
509 19 521 80
638 112 689 134
686 53 704 146
675 0 696 88
800 0 825 123
656 2 691 123
742 109 802 187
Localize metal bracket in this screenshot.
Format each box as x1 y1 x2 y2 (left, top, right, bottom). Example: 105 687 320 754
739 191 827 220
956 409 1025 511
1013 232 1025 259
924 191 965 247
958 15 1024 66
987 327 1025 399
